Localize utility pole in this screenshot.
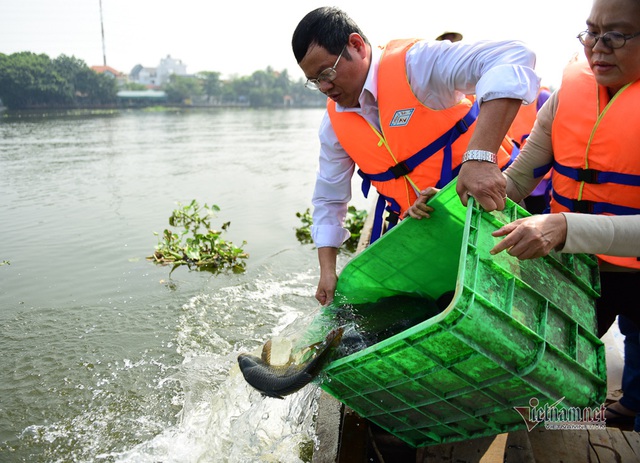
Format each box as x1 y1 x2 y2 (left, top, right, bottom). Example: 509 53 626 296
99 0 107 66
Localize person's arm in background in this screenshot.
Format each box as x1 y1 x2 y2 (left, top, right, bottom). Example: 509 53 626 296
406 39 540 211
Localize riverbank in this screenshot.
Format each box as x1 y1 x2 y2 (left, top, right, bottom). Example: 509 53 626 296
0 104 323 119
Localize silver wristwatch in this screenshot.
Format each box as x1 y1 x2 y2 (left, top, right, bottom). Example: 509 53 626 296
462 150 498 164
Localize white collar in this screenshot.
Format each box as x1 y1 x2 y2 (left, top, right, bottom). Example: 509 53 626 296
361 45 382 103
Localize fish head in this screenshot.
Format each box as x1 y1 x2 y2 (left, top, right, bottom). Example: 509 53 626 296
237 353 261 370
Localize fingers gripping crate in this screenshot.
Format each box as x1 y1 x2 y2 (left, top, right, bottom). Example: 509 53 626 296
321 180 605 448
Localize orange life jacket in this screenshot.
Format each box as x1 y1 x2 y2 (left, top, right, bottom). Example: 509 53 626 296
508 87 550 148
327 38 513 217
550 61 640 269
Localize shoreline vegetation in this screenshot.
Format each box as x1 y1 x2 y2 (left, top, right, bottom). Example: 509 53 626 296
0 51 327 111
0 105 323 120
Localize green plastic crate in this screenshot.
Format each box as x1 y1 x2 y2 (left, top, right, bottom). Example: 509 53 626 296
320 179 605 448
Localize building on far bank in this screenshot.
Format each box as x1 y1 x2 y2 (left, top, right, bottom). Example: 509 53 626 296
129 55 188 88
91 65 124 79
91 65 128 87
157 55 187 85
129 65 159 87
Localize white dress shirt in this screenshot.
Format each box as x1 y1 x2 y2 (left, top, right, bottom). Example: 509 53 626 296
311 39 540 248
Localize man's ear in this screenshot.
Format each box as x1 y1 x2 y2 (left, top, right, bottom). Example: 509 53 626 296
348 33 367 58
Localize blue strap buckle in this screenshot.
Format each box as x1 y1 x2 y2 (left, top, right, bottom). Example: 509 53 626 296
389 161 411 178
576 168 600 184
455 117 470 134
573 199 594 213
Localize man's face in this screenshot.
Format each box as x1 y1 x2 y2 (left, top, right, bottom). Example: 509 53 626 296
299 39 368 108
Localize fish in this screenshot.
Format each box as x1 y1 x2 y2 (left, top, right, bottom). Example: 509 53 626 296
237 326 344 399
237 292 452 398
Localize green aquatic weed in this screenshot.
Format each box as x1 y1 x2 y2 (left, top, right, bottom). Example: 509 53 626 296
148 200 248 274
295 205 368 253
295 209 314 244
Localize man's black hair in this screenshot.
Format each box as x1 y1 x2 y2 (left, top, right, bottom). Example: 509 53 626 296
292 7 369 63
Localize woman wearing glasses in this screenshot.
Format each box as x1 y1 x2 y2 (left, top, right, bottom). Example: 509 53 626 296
489 0 640 429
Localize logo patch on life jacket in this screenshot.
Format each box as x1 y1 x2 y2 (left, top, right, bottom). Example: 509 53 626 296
389 108 415 127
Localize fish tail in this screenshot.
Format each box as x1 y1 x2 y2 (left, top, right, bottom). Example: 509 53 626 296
304 327 344 377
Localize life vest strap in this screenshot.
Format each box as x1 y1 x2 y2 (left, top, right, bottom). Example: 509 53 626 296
553 191 640 215
360 101 479 184
553 161 640 186
533 162 554 178
357 169 373 198
509 143 520 164
369 194 402 244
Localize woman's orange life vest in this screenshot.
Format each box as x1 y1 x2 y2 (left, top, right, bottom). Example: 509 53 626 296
327 38 513 216
551 61 640 269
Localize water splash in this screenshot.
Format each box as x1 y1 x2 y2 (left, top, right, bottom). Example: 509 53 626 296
113 274 323 463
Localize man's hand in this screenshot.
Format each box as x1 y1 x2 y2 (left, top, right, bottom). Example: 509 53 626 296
456 97 522 211
403 187 438 219
316 270 338 306
456 161 507 211
490 213 567 260
316 247 339 305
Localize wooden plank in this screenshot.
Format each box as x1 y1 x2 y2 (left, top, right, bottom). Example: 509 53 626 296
527 428 596 462
417 433 505 462
377 428 640 462
622 430 640 459
479 433 508 463
367 427 417 463
588 429 623 461
503 430 536 463
602 320 624 402
598 428 640 462
336 408 369 463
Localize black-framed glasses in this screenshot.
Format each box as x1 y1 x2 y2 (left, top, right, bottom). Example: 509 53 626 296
577 30 640 49
305 46 346 90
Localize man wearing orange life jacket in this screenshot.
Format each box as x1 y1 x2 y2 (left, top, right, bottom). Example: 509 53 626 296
327 38 515 240
485 0 640 429
292 7 539 306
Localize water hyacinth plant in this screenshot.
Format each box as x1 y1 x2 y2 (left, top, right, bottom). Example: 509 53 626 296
148 200 248 273
295 205 368 253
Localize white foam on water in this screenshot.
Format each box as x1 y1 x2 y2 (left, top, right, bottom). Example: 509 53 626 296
112 273 323 463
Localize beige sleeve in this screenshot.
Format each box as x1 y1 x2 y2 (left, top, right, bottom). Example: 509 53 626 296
504 92 558 202
505 92 640 258
562 213 640 257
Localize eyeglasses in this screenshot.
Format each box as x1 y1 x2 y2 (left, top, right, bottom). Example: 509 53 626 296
305 46 346 90
577 30 640 49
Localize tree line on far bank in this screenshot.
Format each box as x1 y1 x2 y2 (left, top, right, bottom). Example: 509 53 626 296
0 51 327 110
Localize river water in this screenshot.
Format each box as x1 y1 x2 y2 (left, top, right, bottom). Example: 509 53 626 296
0 108 369 462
